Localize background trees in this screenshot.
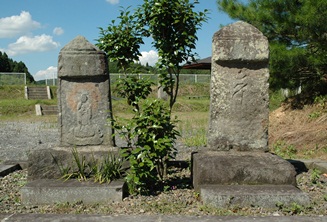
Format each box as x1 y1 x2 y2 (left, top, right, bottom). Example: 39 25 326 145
217 0 327 96
0 51 35 83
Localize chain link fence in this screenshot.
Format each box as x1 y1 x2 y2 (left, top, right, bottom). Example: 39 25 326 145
0 72 26 85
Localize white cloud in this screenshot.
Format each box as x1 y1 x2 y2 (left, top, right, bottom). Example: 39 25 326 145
0 11 41 38
5 34 60 56
34 66 57 81
53 27 64 36
106 0 119 4
138 50 158 67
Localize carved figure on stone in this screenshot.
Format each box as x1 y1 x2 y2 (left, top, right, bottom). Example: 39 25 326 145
77 93 92 126
73 92 98 142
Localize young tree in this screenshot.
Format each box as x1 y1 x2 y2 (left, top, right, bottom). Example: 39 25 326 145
217 0 327 94
97 1 208 193
137 0 208 112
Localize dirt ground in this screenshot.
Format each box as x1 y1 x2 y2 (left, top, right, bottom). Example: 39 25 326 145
269 102 327 160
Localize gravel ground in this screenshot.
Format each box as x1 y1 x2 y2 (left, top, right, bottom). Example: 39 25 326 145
0 121 58 162
0 120 327 215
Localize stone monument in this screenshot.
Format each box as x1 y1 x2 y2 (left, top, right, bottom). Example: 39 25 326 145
192 21 309 208
58 35 113 147
21 36 123 205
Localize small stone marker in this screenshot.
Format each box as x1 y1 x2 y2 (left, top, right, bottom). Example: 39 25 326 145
192 21 309 208
58 35 113 147
208 21 269 152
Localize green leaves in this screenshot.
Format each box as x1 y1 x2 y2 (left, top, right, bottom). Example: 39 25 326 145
96 7 144 73
113 78 180 194
136 0 209 110
115 76 153 112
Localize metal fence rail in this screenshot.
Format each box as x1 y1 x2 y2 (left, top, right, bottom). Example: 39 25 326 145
110 73 211 84
0 73 210 86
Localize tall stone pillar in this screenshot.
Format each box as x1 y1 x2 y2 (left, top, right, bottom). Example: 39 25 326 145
27 36 117 180
58 35 113 147
208 21 269 152
192 22 309 208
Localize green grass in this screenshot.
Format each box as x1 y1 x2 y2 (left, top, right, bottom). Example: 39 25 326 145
0 85 57 118
177 112 208 147
0 98 57 116
0 85 25 99
269 90 286 111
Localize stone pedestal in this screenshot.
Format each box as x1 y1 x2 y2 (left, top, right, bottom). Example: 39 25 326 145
192 22 309 208
192 151 297 191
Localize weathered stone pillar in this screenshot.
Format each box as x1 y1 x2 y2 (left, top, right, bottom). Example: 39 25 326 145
27 36 117 180
192 22 309 208
208 21 269 152
58 35 113 147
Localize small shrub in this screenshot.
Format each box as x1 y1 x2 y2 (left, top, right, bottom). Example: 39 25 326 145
112 76 180 194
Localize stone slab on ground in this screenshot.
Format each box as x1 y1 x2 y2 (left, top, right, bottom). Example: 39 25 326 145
0 214 326 222
200 184 310 208
302 159 327 173
0 164 21 177
21 179 125 205
314 162 327 173
192 151 297 191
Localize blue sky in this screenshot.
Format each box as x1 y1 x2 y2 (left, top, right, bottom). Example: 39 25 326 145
0 0 235 81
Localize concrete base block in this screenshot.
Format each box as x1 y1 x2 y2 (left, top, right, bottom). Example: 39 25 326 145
21 179 125 205
201 185 310 208
192 151 297 191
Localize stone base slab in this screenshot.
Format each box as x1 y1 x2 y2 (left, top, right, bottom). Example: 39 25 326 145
21 179 125 205
27 146 121 180
200 184 310 208
192 151 297 191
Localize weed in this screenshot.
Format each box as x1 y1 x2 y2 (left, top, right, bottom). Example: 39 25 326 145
182 128 207 147
314 95 327 109
272 141 297 159
54 148 125 183
92 152 124 184
310 168 322 184
269 90 286 111
308 111 321 119
276 202 306 215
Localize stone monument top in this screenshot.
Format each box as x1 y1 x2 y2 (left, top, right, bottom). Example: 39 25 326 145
58 35 107 78
61 35 99 52
212 21 269 63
